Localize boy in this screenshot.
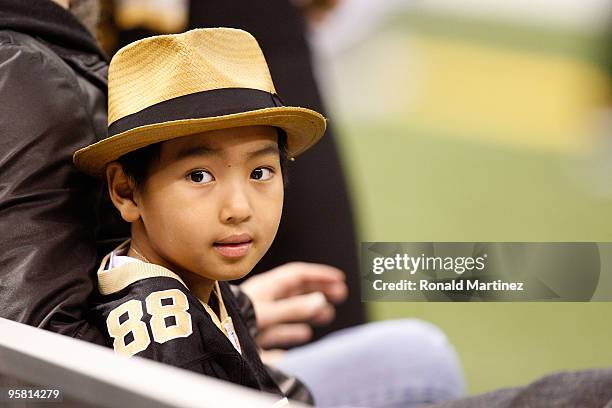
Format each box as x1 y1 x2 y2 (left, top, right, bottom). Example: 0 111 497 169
73 28 326 401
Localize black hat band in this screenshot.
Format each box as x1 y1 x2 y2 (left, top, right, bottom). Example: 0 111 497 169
108 88 285 137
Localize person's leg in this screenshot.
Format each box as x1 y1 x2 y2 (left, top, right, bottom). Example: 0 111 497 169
273 319 465 408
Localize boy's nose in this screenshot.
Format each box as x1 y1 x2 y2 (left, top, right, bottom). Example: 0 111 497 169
219 185 252 224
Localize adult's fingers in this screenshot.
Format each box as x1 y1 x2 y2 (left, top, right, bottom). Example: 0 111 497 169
260 349 287 365
309 301 336 326
266 262 348 302
256 324 313 349
256 291 329 328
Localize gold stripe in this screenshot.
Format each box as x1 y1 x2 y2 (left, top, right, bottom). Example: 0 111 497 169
97 240 187 295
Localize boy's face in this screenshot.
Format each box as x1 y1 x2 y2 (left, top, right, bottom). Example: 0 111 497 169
127 125 284 282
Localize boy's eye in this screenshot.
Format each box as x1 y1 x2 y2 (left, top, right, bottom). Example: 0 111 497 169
251 167 274 181
188 170 214 184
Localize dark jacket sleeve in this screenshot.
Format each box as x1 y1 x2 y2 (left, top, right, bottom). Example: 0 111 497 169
0 36 105 344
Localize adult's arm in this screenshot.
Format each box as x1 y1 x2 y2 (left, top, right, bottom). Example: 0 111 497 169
0 35 104 344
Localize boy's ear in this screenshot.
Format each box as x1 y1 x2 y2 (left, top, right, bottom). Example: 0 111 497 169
106 162 141 223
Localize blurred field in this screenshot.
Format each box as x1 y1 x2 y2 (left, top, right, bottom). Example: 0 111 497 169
322 10 612 395
336 121 612 394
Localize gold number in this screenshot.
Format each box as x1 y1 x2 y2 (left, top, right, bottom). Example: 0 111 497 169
106 290 193 356
106 299 151 357
146 289 193 343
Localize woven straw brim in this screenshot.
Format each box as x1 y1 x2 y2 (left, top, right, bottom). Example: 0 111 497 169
74 106 326 178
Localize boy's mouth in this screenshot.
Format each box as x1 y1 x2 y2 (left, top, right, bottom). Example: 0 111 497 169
213 233 253 258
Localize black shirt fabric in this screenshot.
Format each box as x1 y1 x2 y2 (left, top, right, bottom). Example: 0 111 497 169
93 272 283 396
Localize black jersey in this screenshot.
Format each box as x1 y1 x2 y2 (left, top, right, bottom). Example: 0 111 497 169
92 257 282 396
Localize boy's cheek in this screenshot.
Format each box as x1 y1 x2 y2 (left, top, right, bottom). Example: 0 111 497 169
155 197 214 228
261 202 284 244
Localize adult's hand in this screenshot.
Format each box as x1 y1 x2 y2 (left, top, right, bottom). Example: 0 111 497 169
241 262 348 349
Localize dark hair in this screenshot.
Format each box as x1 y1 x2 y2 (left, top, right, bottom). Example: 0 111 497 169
117 128 289 188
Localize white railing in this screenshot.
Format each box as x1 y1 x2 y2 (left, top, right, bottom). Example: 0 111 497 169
0 318 302 408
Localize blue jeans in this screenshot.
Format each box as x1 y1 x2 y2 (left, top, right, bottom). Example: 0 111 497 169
274 319 465 407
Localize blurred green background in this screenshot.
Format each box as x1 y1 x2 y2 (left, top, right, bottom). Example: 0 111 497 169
320 9 612 395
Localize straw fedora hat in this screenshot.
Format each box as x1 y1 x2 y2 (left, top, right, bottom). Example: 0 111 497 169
73 28 326 178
